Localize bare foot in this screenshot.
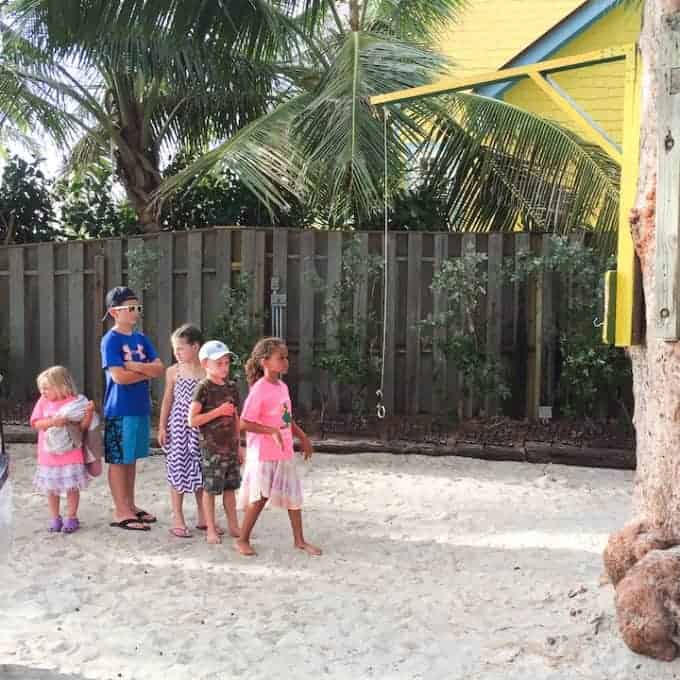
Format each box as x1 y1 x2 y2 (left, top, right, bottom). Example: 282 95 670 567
235 539 256 556
295 541 322 556
206 531 222 544
229 525 241 538
197 525 225 535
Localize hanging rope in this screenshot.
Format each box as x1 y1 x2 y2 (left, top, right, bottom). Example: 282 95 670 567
376 107 389 420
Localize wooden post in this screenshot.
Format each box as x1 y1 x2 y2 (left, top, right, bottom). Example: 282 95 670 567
655 25 680 339
157 233 174 368
352 233 369 358
215 228 233 294
68 242 85 392
38 243 55 371
405 233 422 415
513 234 530 419
461 234 476 419
382 234 398 415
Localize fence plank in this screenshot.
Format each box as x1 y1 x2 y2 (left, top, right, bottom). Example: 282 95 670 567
127 237 145 332
38 243 55 371
461 234 477 419
105 239 122 290
539 235 556 413
255 230 266 334
298 231 315 413
68 242 85 391
187 231 203 327
352 233 369 358
8 248 25 398
485 233 503 416
405 233 423 415
432 234 448 415
241 229 256 320
382 234 398 415
93 254 106 405
272 228 288 340
157 233 174 368
325 232 343 414
513 234 531 419
215 228 233 294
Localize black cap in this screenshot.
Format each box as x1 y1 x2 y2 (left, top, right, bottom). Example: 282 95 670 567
103 286 138 320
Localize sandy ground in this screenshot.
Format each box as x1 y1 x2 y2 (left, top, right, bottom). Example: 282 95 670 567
1 445 677 679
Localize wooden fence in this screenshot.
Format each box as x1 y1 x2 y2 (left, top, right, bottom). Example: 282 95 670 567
0 227 566 418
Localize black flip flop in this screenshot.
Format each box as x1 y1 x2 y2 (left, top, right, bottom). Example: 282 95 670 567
135 510 157 523
110 519 151 531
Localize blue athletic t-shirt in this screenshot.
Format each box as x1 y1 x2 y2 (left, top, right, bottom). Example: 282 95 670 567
101 329 158 417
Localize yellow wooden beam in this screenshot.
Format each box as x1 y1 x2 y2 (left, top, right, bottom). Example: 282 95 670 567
528 72 623 164
615 44 642 347
369 45 632 106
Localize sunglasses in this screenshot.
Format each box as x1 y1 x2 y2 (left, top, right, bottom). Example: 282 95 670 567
111 304 143 314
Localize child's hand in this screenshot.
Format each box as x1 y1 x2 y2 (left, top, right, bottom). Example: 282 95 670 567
50 415 67 428
158 427 168 448
301 435 313 460
216 401 235 417
85 401 95 415
271 428 284 450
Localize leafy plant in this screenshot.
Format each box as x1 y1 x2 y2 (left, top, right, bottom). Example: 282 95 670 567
419 251 511 418
507 235 632 418
207 273 261 380
309 237 384 413
126 241 159 292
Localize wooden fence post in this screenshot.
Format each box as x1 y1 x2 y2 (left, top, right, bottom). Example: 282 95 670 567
405 233 422 415
432 234 448 415
38 243 55 372
68 242 85 392
8 248 25 399
298 231 315 413
485 233 503 416
325 232 343 414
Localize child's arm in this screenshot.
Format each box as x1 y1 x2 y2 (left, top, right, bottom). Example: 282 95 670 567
108 366 150 385
124 358 165 379
32 415 68 431
292 420 313 459
188 400 235 428
158 366 177 447
240 418 285 450
80 401 95 431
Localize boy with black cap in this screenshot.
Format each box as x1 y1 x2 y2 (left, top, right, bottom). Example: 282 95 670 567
101 286 164 531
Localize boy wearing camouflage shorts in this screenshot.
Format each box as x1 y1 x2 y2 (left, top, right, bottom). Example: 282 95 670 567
188 341 242 545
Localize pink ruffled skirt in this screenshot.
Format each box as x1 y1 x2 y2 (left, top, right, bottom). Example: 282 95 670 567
238 456 303 510
34 463 89 495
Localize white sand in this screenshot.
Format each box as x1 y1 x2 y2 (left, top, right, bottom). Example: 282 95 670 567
0 446 676 679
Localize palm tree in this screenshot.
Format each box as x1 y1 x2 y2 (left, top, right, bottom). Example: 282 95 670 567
2 0 619 243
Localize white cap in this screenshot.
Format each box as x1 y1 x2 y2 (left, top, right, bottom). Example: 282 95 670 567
198 340 235 362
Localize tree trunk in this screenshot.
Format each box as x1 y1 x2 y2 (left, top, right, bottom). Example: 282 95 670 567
603 0 680 662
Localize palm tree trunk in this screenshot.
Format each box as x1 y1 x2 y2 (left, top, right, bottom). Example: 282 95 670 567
603 0 680 662
349 0 360 31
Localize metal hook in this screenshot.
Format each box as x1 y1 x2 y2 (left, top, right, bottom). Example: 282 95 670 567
593 316 604 328
376 389 386 420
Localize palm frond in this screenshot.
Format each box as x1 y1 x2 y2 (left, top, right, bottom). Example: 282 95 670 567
367 0 467 42
414 94 620 252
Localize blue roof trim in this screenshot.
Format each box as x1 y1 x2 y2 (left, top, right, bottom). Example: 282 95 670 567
477 0 619 99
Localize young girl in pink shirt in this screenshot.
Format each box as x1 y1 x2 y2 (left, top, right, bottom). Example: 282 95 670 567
31 366 94 533
236 337 321 557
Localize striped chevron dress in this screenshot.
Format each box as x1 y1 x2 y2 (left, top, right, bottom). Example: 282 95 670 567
165 375 203 492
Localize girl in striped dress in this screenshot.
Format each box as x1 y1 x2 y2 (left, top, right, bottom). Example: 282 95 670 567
159 324 205 538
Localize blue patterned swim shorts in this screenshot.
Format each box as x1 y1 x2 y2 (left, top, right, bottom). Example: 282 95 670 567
104 416 150 464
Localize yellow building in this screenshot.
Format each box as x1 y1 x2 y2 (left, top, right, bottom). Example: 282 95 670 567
438 0 642 146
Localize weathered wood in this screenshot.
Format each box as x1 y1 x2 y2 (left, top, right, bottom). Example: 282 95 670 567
93 254 106 405
352 233 369 358
461 234 477 419
405 233 422 415
272 228 288 340
382 234 398 415
512 234 531 419
298 231 315 413
655 23 680 339
432 234 448 415
127 237 145 332
157 233 174 368
187 231 203 327
241 229 257 320
8 248 25 398
105 239 123 290
539 235 555 412
485 233 503 415
38 243 55 371
254 230 266 334
68 242 85 391
215 228 233 294
325 232 343 414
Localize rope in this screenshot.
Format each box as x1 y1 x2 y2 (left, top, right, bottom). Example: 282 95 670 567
376 108 389 420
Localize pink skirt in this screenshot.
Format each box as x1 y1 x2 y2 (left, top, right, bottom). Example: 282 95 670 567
34 463 89 495
238 456 303 510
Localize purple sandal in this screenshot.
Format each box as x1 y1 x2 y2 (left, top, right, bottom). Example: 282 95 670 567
48 516 63 533
62 518 80 534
